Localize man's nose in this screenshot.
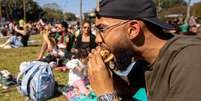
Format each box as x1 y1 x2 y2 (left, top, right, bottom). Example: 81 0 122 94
95 33 103 45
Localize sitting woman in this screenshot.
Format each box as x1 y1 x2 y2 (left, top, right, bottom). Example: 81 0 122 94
37 25 55 60
37 22 69 60
0 23 29 49
76 21 96 53
37 25 65 68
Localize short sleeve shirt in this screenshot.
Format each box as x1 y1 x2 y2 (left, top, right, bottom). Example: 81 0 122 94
145 35 201 101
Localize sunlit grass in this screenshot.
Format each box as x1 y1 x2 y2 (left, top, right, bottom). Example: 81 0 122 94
0 34 67 101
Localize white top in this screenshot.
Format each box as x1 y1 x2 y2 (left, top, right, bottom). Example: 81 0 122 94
66 59 86 85
51 48 64 57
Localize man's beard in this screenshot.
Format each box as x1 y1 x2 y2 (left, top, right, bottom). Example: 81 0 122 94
113 48 135 71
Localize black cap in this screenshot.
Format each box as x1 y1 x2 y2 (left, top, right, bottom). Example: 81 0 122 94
98 0 175 30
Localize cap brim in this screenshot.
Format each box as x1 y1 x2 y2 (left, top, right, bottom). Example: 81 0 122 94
142 18 175 30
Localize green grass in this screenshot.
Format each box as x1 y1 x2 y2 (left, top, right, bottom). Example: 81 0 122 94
0 34 67 101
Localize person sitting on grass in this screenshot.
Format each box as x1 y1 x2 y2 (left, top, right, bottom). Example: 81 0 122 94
37 25 65 67
59 50 90 99
37 22 69 60
67 51 89 92
0 20 30 49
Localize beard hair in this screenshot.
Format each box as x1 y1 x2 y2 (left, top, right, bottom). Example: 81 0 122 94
114 48 135 71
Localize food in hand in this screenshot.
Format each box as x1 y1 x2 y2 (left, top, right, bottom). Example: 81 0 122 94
100 48 117 71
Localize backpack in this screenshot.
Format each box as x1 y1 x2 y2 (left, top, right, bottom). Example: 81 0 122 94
17 61 55 101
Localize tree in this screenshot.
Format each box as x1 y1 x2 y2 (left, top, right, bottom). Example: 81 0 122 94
0 0 77 22
160 4 187 16
63 12 77 21
154 0 187 13
1 0 43 21
43 3 61 10
42 2 77 23
191 2 201 18
42 3 63 23
26 0 43 21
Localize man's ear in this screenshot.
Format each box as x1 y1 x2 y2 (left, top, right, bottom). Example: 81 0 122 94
127 21 141 39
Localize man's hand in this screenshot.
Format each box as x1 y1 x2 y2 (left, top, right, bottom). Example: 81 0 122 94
88 47 116 96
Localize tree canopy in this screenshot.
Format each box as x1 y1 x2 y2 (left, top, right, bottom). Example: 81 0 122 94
154 0 187 13
42 3 77 23
0 0 77 22
1 0 43 21
191 2 201 18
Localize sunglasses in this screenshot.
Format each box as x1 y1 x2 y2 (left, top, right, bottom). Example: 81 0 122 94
83 26 90 29
95 20 130 44
95 20 129 34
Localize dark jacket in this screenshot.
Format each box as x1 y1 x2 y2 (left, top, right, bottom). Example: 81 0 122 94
76 33 96 51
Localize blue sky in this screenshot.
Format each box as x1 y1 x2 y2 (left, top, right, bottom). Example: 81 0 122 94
35 0 96 16
34 0 200 16
192 0 201 3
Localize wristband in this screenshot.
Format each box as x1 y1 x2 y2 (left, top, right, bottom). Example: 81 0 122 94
97 92 118 101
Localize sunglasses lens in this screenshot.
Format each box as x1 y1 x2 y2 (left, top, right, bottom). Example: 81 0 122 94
84 27 90 29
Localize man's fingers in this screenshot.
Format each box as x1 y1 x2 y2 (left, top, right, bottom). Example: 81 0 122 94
95 51 105 67
91 49 96 54
88 53 93 76
88 53 97 84
96 46 102 51
88 53 97 77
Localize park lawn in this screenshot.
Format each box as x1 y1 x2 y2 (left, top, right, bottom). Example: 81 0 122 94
0 34 67 101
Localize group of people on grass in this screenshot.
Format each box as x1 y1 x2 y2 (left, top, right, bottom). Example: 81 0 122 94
0 20 30 48
0 19 97 99
2 0 201 100
35 20 97 99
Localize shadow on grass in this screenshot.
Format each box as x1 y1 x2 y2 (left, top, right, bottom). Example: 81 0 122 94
51 82 64 99
28 44 41 47
0 86 18 96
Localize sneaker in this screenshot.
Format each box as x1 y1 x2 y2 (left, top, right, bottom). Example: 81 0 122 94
0 71 16 89
1 77 8 89
2 85 8 89
0 45 3 48
0 70 11 78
